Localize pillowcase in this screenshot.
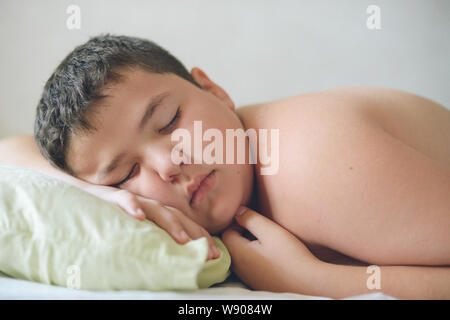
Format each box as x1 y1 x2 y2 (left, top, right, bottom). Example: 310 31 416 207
0 165 230 291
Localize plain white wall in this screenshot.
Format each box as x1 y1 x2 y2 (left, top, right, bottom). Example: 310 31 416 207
0 0 449 138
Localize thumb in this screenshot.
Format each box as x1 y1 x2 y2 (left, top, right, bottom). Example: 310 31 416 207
234 206 279 242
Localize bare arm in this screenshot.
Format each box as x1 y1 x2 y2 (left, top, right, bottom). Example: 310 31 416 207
0 135 220 260
222 207 450 299
0 135 134 214
0 135 92 189
311 263 450 299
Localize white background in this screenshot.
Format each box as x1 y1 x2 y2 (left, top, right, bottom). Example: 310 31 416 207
0 0 449 138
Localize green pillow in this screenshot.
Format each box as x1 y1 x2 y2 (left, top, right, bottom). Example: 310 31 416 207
0 165 230 291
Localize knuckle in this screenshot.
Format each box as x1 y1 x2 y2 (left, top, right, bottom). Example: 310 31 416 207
162 211 179 224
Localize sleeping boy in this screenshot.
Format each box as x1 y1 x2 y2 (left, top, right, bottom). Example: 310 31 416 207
1 34 449 299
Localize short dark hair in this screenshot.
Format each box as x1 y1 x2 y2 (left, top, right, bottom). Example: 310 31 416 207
34 34 201 174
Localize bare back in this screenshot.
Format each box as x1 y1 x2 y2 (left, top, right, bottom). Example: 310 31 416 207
237 87 450 266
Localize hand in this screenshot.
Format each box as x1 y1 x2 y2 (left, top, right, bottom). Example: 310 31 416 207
83 185 220 261
222 206 322 293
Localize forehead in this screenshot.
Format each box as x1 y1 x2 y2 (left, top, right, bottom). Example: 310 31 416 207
65 69 182 180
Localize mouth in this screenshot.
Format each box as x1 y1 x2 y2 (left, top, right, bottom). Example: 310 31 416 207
190 170 216 206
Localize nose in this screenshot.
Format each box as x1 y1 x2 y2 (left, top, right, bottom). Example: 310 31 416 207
141 143 185 183
159 164 182 182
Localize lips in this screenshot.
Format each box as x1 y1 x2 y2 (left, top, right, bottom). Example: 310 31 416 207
189 170 216 205
187 173 209 201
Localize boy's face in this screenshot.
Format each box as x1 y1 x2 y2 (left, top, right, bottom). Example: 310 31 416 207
66 67 254 233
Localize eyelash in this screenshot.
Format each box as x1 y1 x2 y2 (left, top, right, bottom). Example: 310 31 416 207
112 163 138 187
159 107 181 134
112 107 182 187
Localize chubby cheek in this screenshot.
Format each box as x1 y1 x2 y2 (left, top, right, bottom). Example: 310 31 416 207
131 172 207 225
205 167 244 233
128 173 173 205
207 206 236 234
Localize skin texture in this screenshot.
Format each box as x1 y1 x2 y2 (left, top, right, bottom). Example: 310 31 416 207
225 87 450 298
65 67 450 298
224 207 450 299
66 67 255 235
235 87 450 267
1 68 449 298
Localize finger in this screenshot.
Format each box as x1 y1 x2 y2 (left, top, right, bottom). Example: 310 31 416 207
161 206 219 260
222 224 251 250
172 210 219 260
204 232 220 260
115 191 146 220
234 206 283 243
221 226 258 266
145 207 191 244
163 205 203 240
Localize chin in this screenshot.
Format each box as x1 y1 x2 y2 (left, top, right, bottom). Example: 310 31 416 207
207 215 235 235
208 224 228 236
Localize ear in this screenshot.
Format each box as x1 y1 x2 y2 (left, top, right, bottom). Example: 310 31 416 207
190 67 235 111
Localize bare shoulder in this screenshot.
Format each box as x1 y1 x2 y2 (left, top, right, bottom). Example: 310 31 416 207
0 135 37 164
324 87 450 174
236 86 450 192
236 88 385 243
237 87 450 265
236 86 386 146
238 86 448 117
236 86 396 127
237 86 450 171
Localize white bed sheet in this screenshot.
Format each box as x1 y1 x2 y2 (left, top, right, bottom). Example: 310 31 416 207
0 273 396 300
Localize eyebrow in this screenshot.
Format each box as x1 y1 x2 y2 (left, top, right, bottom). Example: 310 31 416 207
95 91 170 184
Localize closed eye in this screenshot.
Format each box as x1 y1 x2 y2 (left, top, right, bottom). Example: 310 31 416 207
159 107 181 134
111 107 181 187
111 163 138 187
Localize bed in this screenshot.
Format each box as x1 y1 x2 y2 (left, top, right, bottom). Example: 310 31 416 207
0 272 394 300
